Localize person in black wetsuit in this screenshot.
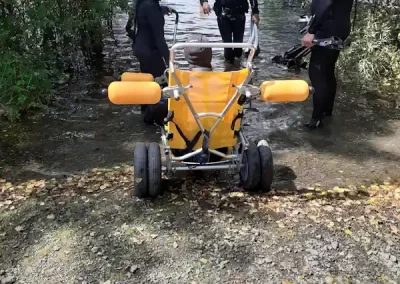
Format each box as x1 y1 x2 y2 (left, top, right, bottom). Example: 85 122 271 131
133 0 171 125
200 0 260 64
301 0 354 129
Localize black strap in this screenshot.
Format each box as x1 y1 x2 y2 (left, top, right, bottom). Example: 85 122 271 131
231 111 244 130
132 0 142 44
132 15 137 43
173 121 202 154
165 111 210 162
166 113 202 154
198 130 210 164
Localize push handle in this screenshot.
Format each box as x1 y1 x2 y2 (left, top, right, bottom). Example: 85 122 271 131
170 8 179 45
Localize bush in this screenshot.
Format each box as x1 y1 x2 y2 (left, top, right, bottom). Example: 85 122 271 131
0 0 129 121
0 51 51 121
337 5 400 101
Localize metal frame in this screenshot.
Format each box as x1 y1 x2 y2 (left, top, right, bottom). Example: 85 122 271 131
159 24 260 175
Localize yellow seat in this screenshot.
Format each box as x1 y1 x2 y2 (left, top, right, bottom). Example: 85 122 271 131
167 68 249 150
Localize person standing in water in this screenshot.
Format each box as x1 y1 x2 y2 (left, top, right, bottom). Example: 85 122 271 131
199 0 260 65
301 0 354 129
131 0 171 125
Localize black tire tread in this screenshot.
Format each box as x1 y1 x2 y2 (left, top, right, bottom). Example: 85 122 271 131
133 143 148 198
240 141 261 191
148 142 162 198
258 145 274 192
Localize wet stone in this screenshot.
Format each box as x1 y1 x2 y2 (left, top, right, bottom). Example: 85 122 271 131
380 252 391 260
265 257 273 264
1 276 16 284
309 260 319 267
307 248 319 256
91 247 99 253
47 214 55 220
130 265 139 273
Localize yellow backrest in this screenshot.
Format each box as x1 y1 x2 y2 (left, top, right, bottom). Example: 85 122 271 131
167 68 249 150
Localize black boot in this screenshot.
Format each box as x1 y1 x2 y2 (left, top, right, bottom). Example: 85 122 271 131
304 118 324 129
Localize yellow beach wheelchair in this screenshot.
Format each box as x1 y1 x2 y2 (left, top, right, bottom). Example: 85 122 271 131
105 23 312 198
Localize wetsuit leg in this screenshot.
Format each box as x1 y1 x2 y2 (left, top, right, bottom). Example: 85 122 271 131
232 14 246 59
309 47 340 120
136 51 166 78
324 50 340 116
217 16 234 62
135 50 167 122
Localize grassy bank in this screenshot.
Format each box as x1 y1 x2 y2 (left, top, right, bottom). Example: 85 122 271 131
337 2 400 104
0 0 129 121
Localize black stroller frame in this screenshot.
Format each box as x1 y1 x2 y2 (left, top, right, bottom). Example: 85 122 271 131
271 15 347 71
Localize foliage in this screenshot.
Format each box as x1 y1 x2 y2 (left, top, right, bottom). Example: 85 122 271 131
0 0 129 121
0 51 51 120
337 4 400 100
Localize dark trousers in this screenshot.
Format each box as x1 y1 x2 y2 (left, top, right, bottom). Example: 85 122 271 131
217 14 246 62
135 49 166 78
134 48 168 124
309 46 340 120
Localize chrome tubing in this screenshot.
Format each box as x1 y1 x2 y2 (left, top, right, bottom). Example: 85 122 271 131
169 41 257 72
162 164 243 171
170 9 179 45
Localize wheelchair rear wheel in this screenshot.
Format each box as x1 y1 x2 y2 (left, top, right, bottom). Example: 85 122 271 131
148 143 162 198
240 141 261 191
133 143 148 198
257 141 274 192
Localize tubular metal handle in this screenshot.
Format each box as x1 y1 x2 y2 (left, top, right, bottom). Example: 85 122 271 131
170 9 179 45
248 20 259 50
168 13 257 71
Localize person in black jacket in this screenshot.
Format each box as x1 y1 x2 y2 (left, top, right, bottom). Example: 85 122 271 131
133 0 171 125
301 0 354 129
200 0 260 64
134 0 169 79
